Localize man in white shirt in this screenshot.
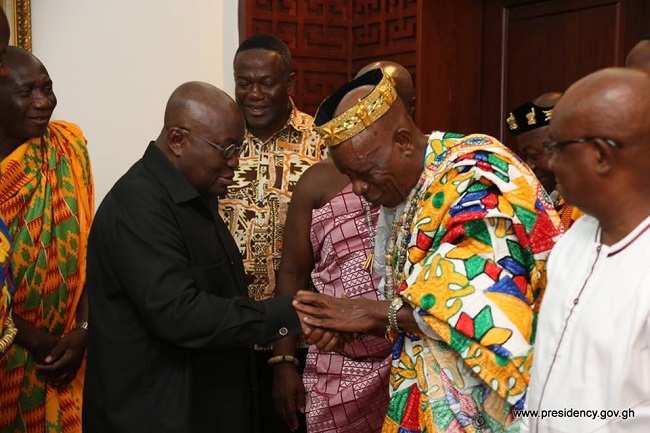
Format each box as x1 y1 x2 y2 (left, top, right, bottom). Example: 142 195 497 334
523 67 650 432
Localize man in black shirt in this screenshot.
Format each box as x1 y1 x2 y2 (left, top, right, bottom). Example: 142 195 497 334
83 81 304 433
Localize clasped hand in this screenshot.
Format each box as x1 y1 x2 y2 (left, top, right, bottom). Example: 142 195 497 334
34 327 87 387
292 290 376 352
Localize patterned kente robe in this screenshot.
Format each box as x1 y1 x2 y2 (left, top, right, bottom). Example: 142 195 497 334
0 121 94 433
0 219 15 358
305 184 391 433
383 133 560 433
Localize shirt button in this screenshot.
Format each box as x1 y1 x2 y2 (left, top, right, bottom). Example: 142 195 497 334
278 327 288 336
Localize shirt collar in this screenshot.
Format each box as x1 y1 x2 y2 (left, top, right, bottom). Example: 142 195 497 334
244 98 310 145
142 142 201 204
606 214 650 257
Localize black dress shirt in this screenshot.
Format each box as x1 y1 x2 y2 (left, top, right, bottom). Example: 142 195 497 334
83 143 301 433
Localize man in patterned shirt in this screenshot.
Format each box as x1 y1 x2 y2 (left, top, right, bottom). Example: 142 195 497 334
220 33 325 433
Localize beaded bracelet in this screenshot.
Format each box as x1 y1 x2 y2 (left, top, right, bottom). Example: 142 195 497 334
267 354 300 367
385 297 404 343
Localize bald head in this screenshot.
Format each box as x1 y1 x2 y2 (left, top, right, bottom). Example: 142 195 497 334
551 67 650 148
625 38 650 72
0 47 57 148
1 45 45 76
1 8 10 78
549 67 650 238
163 81 242 132
1 46 55 105
159 81 245 200
356 61 415 116
533 92 562 107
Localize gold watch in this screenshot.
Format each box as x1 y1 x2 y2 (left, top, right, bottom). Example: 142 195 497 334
385 298 404 342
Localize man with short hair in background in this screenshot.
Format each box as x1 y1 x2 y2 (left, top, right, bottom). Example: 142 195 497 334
219 33 325 433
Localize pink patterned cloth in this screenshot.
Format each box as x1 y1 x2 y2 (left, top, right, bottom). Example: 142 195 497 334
304 184 392 433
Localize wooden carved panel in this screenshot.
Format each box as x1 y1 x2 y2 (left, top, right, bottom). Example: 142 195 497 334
350 0 418 105
242 0 418 116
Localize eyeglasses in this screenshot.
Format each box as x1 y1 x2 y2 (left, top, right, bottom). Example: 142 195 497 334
542 136 624 154
179 127 245 159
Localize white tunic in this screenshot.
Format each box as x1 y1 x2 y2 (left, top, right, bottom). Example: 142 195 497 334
523 214 650 432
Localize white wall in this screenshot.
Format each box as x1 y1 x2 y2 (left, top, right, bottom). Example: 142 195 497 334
31 0 239 205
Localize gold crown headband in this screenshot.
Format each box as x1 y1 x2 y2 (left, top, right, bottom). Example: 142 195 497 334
314 74 397 147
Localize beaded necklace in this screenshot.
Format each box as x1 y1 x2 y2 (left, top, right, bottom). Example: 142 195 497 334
383 167 431 300
361 197 376 273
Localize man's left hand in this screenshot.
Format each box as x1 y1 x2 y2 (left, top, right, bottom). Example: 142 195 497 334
293 290 377 333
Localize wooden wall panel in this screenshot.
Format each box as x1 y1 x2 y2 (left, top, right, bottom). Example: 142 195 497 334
350 0 418 63
482 0 650 149
241 0 649 139
416 0 484 135
350 0 418 115
504 0 619 144
242 0 419 116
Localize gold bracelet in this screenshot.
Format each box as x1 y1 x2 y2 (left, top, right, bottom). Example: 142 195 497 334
267 354 300 367
385 298 404 343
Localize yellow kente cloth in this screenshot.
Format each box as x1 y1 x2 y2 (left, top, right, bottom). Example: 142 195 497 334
0 121 94 433
556 196 583 232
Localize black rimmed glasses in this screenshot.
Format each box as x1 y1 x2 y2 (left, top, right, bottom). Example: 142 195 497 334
542 136 624 155
179 127 245 159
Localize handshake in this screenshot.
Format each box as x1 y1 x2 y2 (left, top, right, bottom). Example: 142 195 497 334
291 290 405 351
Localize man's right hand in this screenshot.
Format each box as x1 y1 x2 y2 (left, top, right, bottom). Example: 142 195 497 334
295 309 348 352
14 315 59 363
272 362 305 432
30 330 60 364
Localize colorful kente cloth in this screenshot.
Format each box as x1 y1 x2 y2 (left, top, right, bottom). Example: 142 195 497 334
219 99 326 302
383 133 560 433
304 185 392 433
0 218 16 358
0 121 94 433
551 194 582 232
